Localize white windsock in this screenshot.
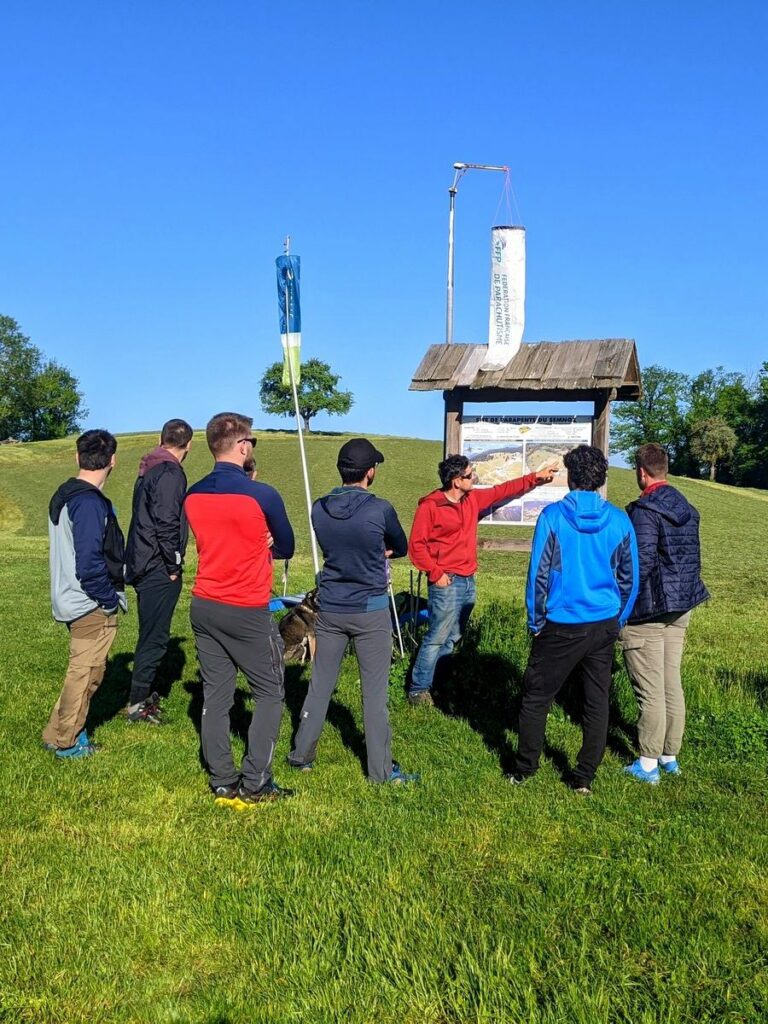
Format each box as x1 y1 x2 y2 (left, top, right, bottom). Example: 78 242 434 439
483 225 525 370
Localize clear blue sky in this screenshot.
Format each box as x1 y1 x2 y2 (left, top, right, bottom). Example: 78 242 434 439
2 1 766 439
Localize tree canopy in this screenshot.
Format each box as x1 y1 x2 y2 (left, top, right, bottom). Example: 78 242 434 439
259 358 353 431
612 361 768 486
0 316 86 441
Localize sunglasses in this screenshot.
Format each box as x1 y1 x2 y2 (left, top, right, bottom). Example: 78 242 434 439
459 470 475 480
237 437 258 447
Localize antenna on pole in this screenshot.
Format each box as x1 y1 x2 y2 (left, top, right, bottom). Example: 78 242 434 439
445 162 509 345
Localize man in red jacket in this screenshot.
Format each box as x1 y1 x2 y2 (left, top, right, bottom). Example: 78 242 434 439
407 453 555 705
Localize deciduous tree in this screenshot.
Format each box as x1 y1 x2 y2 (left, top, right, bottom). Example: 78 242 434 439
689 416 738 481
0 316 86 441
259 358 353 432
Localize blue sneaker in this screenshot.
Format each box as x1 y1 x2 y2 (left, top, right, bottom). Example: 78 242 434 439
380 761 420 785
56 740 95 760
624 759 660 785
659 758 681 775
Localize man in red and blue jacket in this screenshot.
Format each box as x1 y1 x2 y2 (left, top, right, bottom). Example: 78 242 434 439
184 412 295 807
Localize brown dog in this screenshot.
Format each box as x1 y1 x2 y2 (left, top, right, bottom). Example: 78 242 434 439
278 588 320 663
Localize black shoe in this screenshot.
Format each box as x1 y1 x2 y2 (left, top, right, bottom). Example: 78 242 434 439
506 772 528 786
566 776 592 796
286 755 315 772
211 782 241 805
127 692 164 725
236 780 295 804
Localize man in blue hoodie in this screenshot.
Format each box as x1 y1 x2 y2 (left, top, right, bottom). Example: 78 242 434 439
288 438 417 783
510 445 639 794
620 443 708 783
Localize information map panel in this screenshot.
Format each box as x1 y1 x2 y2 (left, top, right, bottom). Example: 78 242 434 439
461 415 593 525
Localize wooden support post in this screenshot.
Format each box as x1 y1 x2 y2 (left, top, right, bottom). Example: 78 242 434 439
443 390 463 458
592 388 617 498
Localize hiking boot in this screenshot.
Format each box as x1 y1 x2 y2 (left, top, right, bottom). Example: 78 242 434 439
659 758 681 775
286 755 315 772
624 759 661 785
126 692 164 725
379 761 420 785
407 691 434 708
212 782 241 806
236 780 295 804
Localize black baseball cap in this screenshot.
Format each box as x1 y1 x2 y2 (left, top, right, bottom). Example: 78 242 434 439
337 438 385 473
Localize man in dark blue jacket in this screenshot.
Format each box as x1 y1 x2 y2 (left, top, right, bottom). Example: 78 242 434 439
510 445 639 794
288 438 417 783
620 443 709 783
44 430 126 758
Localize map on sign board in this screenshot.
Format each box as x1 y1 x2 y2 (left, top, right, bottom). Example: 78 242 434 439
460 415 593 525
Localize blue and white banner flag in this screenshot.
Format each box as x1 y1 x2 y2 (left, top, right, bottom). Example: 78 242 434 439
484 225 525 370
276 254 301 386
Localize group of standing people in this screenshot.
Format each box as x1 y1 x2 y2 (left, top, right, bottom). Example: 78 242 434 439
42 413 708 803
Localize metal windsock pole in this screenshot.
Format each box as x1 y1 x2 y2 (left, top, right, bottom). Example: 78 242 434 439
276 238 320 577
445 162 509 345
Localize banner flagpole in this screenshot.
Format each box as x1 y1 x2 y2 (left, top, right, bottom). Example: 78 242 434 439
278 239 320 577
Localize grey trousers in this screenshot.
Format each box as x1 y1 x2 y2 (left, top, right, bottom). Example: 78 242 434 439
290 608 393 782
619 611 691 759
190 597 285 790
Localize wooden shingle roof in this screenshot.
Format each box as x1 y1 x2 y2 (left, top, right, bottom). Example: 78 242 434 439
410 339 641 399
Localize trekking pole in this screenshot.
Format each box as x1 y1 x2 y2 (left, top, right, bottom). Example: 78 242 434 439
386 560 406 659
408 569 415 648
415 571 424 642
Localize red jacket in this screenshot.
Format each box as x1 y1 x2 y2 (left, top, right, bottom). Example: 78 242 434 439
408 474 538 582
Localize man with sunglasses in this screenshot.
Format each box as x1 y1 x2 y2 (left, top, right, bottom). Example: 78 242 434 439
407 453 556 706
184 413 295 807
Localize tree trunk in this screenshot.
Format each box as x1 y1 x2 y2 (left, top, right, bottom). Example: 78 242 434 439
302 414 312 432
709 459 716 481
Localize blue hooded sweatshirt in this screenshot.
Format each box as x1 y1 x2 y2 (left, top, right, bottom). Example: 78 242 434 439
526 490 639 633
312 487 408 614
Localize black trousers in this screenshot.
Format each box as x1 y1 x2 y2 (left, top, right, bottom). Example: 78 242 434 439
514 617 620 785
129 570 183 705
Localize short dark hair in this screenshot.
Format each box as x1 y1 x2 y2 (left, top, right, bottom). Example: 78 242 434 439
161 419 193 448
339 466 370 485
438 454 470 489
77 429 117 470
563 445 608 491
206 412 253 456
635 443 668 478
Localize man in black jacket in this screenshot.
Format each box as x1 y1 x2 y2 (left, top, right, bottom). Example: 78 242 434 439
620 443 709 783
124 419 193 723
288 438 417 783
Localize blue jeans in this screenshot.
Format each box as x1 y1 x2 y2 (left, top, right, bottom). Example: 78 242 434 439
410 574 476 694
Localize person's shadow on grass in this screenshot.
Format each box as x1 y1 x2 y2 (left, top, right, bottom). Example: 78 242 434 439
87 637 187 733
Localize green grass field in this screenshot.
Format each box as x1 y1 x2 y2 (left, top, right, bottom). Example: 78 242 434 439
1 432 767 1023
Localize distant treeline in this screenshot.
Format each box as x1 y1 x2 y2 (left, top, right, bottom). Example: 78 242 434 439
611 363 768 487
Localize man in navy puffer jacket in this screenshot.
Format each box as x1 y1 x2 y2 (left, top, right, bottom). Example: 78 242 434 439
620 443 709 784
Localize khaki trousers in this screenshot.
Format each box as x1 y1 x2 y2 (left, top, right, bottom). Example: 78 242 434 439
619 611 691 759
43 609 119 750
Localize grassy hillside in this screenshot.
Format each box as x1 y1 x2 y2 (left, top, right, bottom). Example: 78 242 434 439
1 433 766 1023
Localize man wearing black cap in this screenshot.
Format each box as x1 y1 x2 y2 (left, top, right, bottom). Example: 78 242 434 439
288 438 417 783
